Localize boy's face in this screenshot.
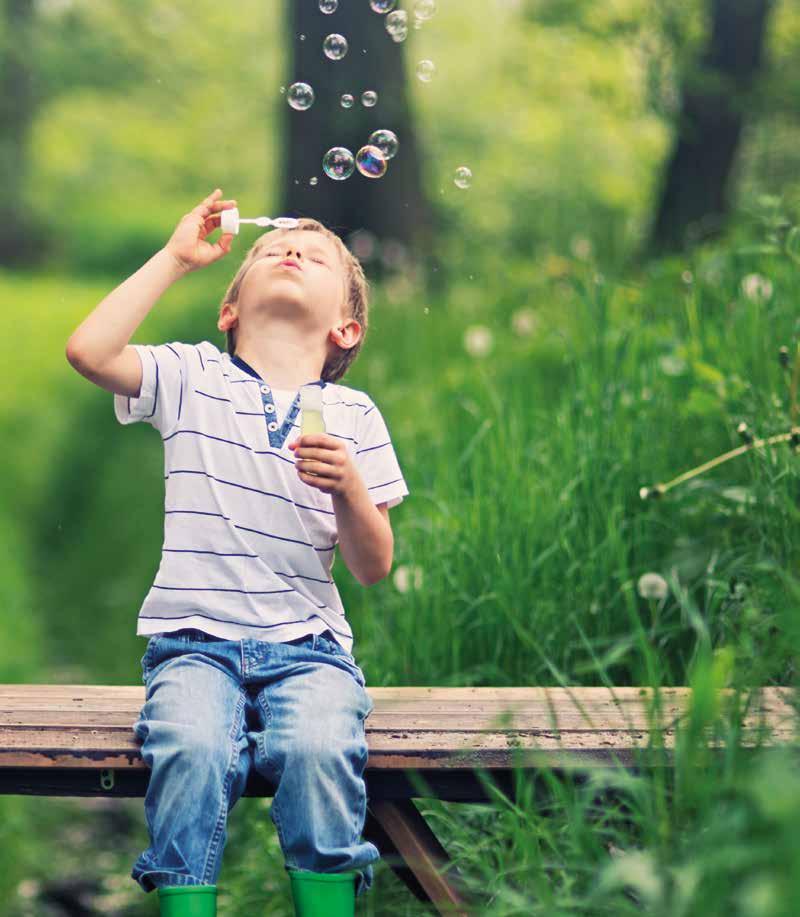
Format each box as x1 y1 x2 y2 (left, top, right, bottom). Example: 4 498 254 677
218 229 350 337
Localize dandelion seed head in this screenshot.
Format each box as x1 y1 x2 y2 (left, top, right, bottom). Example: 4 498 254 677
637 572 668 600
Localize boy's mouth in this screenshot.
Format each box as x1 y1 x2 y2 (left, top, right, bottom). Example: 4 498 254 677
279 259 302 271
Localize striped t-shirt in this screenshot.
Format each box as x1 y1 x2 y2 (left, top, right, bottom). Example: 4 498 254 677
113 339 409 654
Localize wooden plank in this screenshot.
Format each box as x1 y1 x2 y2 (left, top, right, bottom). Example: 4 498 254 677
368 799 473 916
0 687 793 770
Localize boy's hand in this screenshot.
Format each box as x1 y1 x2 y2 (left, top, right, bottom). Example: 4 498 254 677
164 188 238 275
289 434 357 497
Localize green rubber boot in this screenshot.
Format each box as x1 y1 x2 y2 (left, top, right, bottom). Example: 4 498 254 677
287 868 357 916
157 884 217 916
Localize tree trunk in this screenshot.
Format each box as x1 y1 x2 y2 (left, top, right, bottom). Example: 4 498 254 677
646 0 773 256
0 0 46 266
280 3 435 269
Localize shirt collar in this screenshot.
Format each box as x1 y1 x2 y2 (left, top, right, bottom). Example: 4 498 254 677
230 353 326 389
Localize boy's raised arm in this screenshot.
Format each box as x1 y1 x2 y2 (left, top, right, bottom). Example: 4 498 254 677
65 188 236 371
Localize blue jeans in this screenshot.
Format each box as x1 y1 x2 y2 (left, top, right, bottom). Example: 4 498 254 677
131 627 379 898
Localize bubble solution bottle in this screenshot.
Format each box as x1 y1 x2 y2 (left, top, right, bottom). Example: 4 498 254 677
299 386 326 476
300 385 326 436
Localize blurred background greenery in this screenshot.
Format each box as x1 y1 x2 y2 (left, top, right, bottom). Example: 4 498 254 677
1 0 799 913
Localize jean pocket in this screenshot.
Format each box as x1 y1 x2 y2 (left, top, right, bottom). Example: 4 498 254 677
316 632 351 660
140 635 162 684
316 633 366 688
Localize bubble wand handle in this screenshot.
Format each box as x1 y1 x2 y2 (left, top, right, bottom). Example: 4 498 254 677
220 208 300 236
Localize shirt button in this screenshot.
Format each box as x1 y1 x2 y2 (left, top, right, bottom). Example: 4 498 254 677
268 421 278 431
264 403 275 413
260 384 270 394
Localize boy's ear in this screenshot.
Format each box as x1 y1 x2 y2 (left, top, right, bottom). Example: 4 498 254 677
218 301 238 332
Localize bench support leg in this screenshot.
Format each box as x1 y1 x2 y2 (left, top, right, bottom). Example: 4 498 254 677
366 799 473 915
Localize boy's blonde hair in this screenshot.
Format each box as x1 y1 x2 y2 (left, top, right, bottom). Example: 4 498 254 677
218 217 369 384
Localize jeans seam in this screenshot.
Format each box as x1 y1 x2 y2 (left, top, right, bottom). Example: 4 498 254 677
201 685 247 885
255 688 274 779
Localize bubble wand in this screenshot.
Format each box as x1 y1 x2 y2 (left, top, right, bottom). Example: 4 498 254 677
220 208 299 235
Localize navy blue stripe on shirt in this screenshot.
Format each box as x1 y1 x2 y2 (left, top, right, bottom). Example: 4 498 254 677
195 389 230 403
162 427 357 450
138 610 351 639
161 548 335 585
151 584 343 620
163 467 334 514
163 509 336 551
368 477 405 491
177 367 183 422
355 441 390 455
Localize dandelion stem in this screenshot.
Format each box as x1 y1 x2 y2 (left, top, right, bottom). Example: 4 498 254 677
790 341 800 427
654 430 795 495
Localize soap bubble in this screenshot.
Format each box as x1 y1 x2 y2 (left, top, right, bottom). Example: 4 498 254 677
340 93 354 108
369 129 399 160
416 60 435 82
370 0 396 11
356 145 388 179
287 82 315 110
299 33 306 40
279 85 286 93
361 90 378 107
319 0 337 12
309 176 319 186
454 166 472 189
414 0 436 19
323 33 348 60
385 10 408 40
323 147 355 181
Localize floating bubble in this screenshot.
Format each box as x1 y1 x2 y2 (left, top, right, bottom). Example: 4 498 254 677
310 176 319 186
454 166 472 189
416 60 435 82
356 145 388 179
370 0 396 11
287 82 315 110
323 33 348 60
319 0 338 12
369 129 399 160
299 33 306 40
340 93 354 108
413 0 436 19
385 9 408 39
323 147 355 181
361 90 378 107
279 85 286 93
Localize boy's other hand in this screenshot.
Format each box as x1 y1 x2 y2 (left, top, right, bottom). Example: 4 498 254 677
164 189 238 275
289 434 358 497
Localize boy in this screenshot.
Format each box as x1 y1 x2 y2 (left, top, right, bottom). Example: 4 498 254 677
65 189 410 916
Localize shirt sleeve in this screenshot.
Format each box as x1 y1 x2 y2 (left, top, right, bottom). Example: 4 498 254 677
113 342 188 436
355 398 410 509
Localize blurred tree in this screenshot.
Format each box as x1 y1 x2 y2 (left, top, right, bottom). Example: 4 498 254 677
647 0 776 253
0 0 42 266
281 2 435 270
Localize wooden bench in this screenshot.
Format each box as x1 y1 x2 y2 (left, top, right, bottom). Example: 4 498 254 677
0 685 795 915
